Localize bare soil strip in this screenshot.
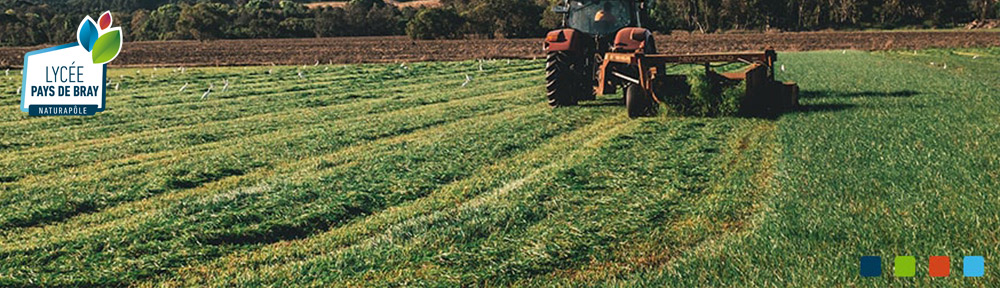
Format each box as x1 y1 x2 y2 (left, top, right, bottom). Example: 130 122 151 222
0 31 997 68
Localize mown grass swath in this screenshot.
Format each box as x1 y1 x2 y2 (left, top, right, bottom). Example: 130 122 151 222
1 49 999 286
0 61 539 229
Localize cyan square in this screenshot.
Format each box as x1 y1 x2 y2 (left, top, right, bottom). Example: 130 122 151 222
964 256 984 277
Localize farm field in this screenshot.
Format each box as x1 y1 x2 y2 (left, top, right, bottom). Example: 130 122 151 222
2 31 1000 68
0 47 999 286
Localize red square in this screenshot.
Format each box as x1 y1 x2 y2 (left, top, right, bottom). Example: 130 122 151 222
929 256 950 277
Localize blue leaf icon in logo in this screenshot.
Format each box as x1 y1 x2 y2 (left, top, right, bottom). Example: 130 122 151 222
77 16 98 52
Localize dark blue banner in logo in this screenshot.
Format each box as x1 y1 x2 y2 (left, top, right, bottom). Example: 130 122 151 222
29 105 100 116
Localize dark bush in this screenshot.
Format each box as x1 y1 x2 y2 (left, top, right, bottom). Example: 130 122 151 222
406 7 466 39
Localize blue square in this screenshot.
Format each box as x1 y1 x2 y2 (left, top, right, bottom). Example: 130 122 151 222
964 256 984 277
860 256 881 277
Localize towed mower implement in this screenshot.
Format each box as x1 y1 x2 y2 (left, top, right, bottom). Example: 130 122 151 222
600 48 800 117
543 0 799 117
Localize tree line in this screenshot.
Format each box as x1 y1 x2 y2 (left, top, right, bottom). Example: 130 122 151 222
1 0 997 46
646 0 998 32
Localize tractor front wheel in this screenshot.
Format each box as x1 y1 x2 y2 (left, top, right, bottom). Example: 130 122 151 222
545 52 580 107
626 84 657 118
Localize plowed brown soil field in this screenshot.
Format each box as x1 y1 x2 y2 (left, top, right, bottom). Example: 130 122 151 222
1 31 997 68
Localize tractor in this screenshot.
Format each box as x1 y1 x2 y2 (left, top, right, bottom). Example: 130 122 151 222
543 0 798 117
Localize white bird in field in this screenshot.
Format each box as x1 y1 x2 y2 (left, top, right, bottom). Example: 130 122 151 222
314 60 320 66
17 86 21 94
267 69 273 75
298 71 305 79
842 50 846 54
462 74 472 87
201 83 213 99
115 82 119 90
930 62 935 66
179 82 188 92
222 79 229 92
973 55 980 59
943 63 947 69
781 64 785 72
180 67 186 74
479 62 484 71
4 69 8 76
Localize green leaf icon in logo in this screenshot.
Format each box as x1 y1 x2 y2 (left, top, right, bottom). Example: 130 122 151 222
92 29 122 64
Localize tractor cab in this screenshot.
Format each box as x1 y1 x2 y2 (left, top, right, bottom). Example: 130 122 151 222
563 0 636 37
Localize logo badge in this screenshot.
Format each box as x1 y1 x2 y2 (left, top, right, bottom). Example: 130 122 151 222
21 11 122 116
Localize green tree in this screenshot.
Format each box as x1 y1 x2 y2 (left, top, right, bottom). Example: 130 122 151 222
279 17 314 38
342 0 403 36
538 0 562 30
971 0 999 20
230 1 283 39
45 13 77 44
129 9 152 41
406 7 466 39
648 0 682 32
176 2 230 41
349 0 389 11
466 0 543 38
148 4 181 40
313 7 348 37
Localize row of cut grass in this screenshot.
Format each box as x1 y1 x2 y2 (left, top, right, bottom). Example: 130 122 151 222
0 74 544 231
0 97 620 286
0 65 540 182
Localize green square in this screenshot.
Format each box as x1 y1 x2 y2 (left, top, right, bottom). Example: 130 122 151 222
894 256 916 277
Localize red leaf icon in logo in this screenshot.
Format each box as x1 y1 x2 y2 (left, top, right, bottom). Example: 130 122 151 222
98 11 112 30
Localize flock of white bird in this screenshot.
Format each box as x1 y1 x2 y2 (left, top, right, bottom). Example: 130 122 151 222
13 52 980 101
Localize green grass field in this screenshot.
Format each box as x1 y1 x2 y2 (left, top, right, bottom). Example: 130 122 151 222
1 48 998 286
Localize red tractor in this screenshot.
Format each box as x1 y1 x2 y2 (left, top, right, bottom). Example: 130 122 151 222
544 0 798 117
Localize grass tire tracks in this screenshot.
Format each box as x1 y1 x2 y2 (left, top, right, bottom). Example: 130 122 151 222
0 100 550 252
155 110 634 287
0 103 619 286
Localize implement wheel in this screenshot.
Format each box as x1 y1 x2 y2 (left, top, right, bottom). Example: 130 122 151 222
545 51 580 107
626 84 657 118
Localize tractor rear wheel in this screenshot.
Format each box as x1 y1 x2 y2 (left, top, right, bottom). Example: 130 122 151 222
545 52 580 107
626 84 657 118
